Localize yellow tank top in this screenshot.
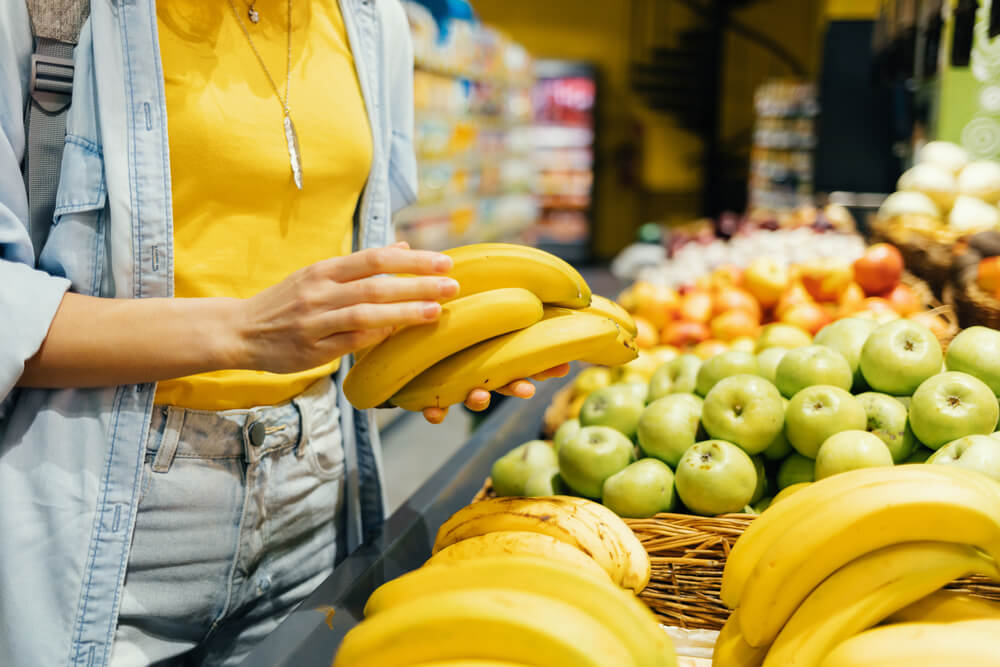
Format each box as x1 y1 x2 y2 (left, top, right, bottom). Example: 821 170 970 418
154 0 372 410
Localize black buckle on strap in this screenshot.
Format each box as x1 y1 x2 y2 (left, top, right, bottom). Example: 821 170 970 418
29 53 74 113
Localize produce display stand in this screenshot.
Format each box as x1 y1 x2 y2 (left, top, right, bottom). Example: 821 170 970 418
240 372 575 667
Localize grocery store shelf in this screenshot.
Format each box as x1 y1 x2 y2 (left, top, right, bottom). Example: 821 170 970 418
415 60 533 89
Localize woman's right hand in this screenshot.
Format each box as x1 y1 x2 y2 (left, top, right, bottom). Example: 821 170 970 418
231 242 457 374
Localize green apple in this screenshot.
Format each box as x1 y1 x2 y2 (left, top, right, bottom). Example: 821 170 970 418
558 426 636 499
945 326 1000 396
859 320 943 395
621 381 650 404
992 431 1000 442
648 354 702 401
695 350 760 397
774 345 853 397
573 365 616 397
895 396 912 410
755 323 812 352
701 374 784 454
927 434 1000 482
785 385 867 458
814 430 894 480
523 470 566 496
814 317 877 390
757 347 789 385
752 496 774 514
579 385 646 440
601 458 676 518
856 391 917 462
777 453 815 489
904 446 935 463
909 372 1000 449
762 428 792 461
674 440 757 516
553 418 581 453
636 394 703 467
491 440 559 496
750 456 768 504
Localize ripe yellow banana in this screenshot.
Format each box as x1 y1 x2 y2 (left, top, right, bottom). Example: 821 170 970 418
721 464 1000 610
819 619 1000 667
441 243 592 308
769 482 810 506
363 555 676 667
583 294 638 336
391 310 619 411
541 306 638 366
564 495 652 593
738 474 1000 647
333 587 635 667
763 541 1000 667
343 288 544 409
408 662 530 667
423 530 611 583
431 496 649 593
885 589 1000 624
712 609 768 667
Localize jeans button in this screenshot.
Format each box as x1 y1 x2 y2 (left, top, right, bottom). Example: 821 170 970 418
248 421 266 447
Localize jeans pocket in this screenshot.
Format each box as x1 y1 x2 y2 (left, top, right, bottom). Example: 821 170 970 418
304 414 346 481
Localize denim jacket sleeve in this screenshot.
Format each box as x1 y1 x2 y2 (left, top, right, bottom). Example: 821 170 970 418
382 0 417 215
0 2 73 404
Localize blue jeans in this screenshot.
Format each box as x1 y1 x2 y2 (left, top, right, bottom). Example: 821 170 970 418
109 378 345 666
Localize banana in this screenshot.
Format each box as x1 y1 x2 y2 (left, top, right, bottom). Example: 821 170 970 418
885 589 1000 624
737 473 1000 647
441 243 592 308
721 464 1000 610
582 294 638 336
408 662 530 667
363 555 676 667
431 496 649 592
819 620 1000 667
565 495 652 592
580 324 640 366
424 530 612 583
712 609 768 667
391 310 619 411
343 288 544 409
333 587 636 667
762 541 1000 667
769 482 810 506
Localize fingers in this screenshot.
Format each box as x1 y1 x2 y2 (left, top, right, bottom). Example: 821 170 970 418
319 246 453 283
329 275 459 309
422 406 448 424
464 388 491 412
530 363 571 381
310 300 442 339
315 327 393 358
496 380 536 399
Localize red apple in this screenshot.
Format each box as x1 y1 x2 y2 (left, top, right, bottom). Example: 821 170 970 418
799 259 855 302
678 289 713 324
781 301 831 335
712 287 762 322
710 309 761 342
692 339 729 359
837 282 866 316
631 282 679 329
775 282 814 319
884 283 921 316
853 243 904 296
660 320 710 347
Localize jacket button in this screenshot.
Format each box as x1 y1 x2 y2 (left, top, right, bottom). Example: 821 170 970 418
248 421 266 446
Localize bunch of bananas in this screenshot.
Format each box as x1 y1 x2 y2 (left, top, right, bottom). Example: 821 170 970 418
343 243 639 411
712 464 1000 666
332 496 675 667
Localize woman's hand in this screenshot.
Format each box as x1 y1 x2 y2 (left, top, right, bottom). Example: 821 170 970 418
421 363 572 425
233 243 457 374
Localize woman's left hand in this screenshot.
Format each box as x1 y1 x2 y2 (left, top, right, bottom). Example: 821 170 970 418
421 363 572 424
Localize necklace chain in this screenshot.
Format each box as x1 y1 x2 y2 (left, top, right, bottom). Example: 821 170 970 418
226 0 292 115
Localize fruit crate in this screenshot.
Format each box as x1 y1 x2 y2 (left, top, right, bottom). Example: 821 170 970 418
869 215 961 298
948 274 1000 329
473 479 1000 631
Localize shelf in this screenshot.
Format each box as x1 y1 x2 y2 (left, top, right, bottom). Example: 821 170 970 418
414 60 533 89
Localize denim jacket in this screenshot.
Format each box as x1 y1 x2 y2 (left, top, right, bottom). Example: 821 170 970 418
0 0 417 664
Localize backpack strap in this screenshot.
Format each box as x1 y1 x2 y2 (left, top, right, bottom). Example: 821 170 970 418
22 0 90 262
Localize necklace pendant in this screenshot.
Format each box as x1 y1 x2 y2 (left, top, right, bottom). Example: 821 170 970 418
284 114 303 190
248 6 260 23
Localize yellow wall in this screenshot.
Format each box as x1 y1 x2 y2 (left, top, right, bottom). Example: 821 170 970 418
473 0 824 258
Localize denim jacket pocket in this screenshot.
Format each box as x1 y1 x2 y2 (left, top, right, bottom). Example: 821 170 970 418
40 137 109 296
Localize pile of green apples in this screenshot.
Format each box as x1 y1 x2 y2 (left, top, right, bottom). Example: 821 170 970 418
490 319 1000 518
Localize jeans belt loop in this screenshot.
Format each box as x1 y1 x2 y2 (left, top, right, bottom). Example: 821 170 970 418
292 393 309 459
152 407 185 473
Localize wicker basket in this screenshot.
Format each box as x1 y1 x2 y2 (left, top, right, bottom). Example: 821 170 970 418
472 480 1000 630
869 215 960 298
948 275 1000 329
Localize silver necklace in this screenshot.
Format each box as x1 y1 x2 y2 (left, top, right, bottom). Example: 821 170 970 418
226 0 303 189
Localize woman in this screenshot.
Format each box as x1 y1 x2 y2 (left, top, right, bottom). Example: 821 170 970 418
0 1 564 665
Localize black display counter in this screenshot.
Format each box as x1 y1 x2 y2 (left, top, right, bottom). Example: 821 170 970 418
240 371 574 667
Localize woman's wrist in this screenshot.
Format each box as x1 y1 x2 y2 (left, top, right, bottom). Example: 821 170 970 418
206 297 252 373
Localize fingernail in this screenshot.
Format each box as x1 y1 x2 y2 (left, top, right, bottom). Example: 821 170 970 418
422 302 441 318
439 278 459 295
433 256 453 272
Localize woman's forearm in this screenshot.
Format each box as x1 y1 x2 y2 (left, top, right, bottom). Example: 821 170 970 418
18 293 243 388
